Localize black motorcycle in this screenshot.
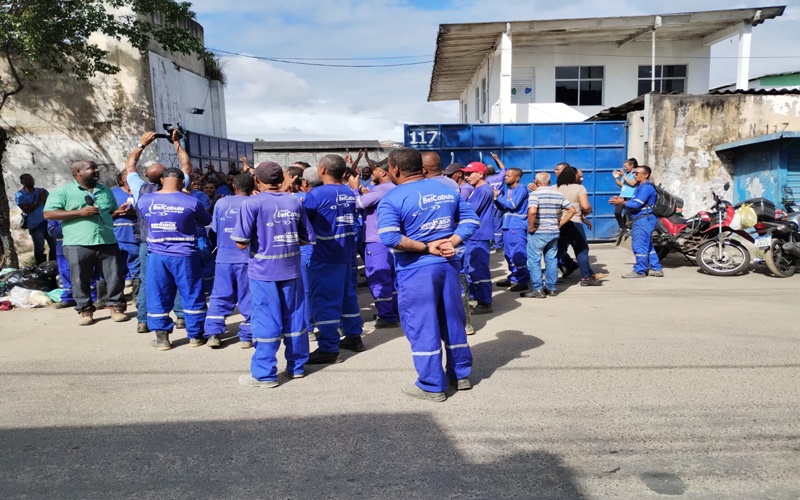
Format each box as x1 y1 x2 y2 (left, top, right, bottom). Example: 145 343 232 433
753 187 800 278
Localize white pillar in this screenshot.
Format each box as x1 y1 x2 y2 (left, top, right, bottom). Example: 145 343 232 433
650 16 661 92
498 29 513 123
737 22 753 90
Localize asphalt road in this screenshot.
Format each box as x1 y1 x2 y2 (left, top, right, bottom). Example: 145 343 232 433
1 244 798 499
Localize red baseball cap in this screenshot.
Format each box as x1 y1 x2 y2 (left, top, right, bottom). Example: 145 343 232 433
461 162 487 174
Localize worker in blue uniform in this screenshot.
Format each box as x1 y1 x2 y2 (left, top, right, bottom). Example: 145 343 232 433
493 167 530 292
462 161 495 315
378 147 479 402
303 154 364 364
203 174 255 349
610 165 664 278
138 167 212 350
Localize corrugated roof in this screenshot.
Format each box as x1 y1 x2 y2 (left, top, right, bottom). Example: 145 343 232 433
715 132 800 152
709 69 800 91
429 6 786 102
254 140 382 151
708 88 800 96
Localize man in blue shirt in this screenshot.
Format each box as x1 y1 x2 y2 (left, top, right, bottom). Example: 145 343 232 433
203 174 254 349
15 174 56 264
462 162 495 315
610 165 664 278
494 168 530 292
303 154 364 364
378 147 479 402
110 172 139 282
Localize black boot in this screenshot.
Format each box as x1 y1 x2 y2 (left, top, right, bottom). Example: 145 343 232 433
152 331 171 351
131 278 141 301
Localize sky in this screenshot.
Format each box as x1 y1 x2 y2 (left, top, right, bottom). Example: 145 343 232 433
189 0 800 143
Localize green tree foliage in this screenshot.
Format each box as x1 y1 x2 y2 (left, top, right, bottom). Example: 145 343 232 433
0 0 209 267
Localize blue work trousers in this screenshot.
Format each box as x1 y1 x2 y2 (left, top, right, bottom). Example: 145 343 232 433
527 231 560 291
137 242 183 323
117 241 140 280
299 248 313 333
557 222 594 280
364 242 398 323
145 253 206 338
396 261 472 393
464 239 492 305
631 214 663 274
307 260 363 353
249 278 309 381
29 221 56 265
502 228 530 285
204 262 252 341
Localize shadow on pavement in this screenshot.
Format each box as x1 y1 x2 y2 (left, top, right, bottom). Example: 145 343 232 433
0 414 584 499
471 330 544 386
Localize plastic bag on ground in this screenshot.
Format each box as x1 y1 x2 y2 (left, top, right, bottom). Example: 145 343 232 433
46 288 65 303
9 287 52 308
38 260 60 279
5 267 57 292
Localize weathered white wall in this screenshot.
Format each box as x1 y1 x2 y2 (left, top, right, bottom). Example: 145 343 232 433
460 38 711 123
149 51 226 166
644 94 800 213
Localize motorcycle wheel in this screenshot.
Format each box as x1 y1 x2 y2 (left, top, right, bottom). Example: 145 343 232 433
696 239 751 276
764 238 797 278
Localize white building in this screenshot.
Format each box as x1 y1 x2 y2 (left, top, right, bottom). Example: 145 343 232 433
428 6 785 123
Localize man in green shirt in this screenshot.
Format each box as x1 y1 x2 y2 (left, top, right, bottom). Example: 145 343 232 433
44 161 129 326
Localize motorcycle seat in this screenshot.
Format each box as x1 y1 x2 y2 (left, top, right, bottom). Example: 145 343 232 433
668 215 687 225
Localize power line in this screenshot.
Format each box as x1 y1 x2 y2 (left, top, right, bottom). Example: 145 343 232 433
208 48 433 67
209 48 431 61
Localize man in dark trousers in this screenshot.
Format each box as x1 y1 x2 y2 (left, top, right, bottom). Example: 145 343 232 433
15 174 56 264
378 147 479 402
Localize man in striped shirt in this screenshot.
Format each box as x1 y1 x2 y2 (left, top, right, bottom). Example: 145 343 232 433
522 172 576 299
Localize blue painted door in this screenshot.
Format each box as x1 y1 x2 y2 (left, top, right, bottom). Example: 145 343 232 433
404 122 628 240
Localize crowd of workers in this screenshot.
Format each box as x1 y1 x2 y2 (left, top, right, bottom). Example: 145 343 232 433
14 132 662 401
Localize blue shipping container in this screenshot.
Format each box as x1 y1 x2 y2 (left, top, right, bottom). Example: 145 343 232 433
404 122 628 240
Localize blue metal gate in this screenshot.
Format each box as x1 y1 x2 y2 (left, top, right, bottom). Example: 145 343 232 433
404 122 628 240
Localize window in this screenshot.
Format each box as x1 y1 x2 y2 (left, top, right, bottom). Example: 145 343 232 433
480 77 487 115
474 87 480 120
638 65 687 95
555 66 604 106
511 78 535 103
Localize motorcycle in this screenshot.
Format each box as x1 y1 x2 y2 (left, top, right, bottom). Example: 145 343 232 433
651 183 754 276
753 187 800 278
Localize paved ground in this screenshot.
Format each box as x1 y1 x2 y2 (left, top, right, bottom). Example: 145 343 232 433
1 243 799 499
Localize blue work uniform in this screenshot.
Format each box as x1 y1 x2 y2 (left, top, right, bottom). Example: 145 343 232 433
465 183 495 305
231 192 312 381
625 181 663 275
303 184 363 354
111 187 140 280
494 183 530 286
293 191 314 334
486 168 506 248
378 179 479 393
138 191 212 337
190 189 215 295
203 195 252 342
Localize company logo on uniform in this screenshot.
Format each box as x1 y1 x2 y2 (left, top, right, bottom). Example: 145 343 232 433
267 206 300 226
146 201 186 217
420 216 452 231
223 205 239 220
330 192 356 209
274 232 299 244
414 192 455 216
336 214 355 225
150 221 177 232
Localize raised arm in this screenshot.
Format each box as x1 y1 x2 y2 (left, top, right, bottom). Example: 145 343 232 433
125 131 156 174
173 130 192 178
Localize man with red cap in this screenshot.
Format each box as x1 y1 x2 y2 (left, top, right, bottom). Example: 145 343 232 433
462 161 494 315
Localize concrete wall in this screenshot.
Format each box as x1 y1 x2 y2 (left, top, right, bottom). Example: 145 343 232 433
460 39 710 124
643 94 800 213
254 148 389 169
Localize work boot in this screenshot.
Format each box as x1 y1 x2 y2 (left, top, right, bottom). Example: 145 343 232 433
649 270 665 277
306 348 341 365
495 279 512 288
470 303 493 315
450 378 472 391
622 271 646 279
109 306 129 322
509 283 528 292
137 322 150 334
339 335 366 352
55 300 76 309
174 318 186 330
520 289 546 298
152 331 171 351
580 278 603 287
544 289 558 297
78 309 94 326
374 318 400 329
465 323 475 336
402 384 446 402
239 340 253 349
207 335 221 348
238 374 279 388
189 337 206 347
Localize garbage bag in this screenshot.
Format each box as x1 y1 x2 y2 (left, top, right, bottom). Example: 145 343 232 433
737 204 758 229
38 260 60 279
9 287 52 308
5 266 57 292
46 288 65 303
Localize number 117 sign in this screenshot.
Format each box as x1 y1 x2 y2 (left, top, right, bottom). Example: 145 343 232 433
405 127 440 149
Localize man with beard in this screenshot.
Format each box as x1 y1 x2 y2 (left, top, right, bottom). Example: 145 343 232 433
44 161 128 326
